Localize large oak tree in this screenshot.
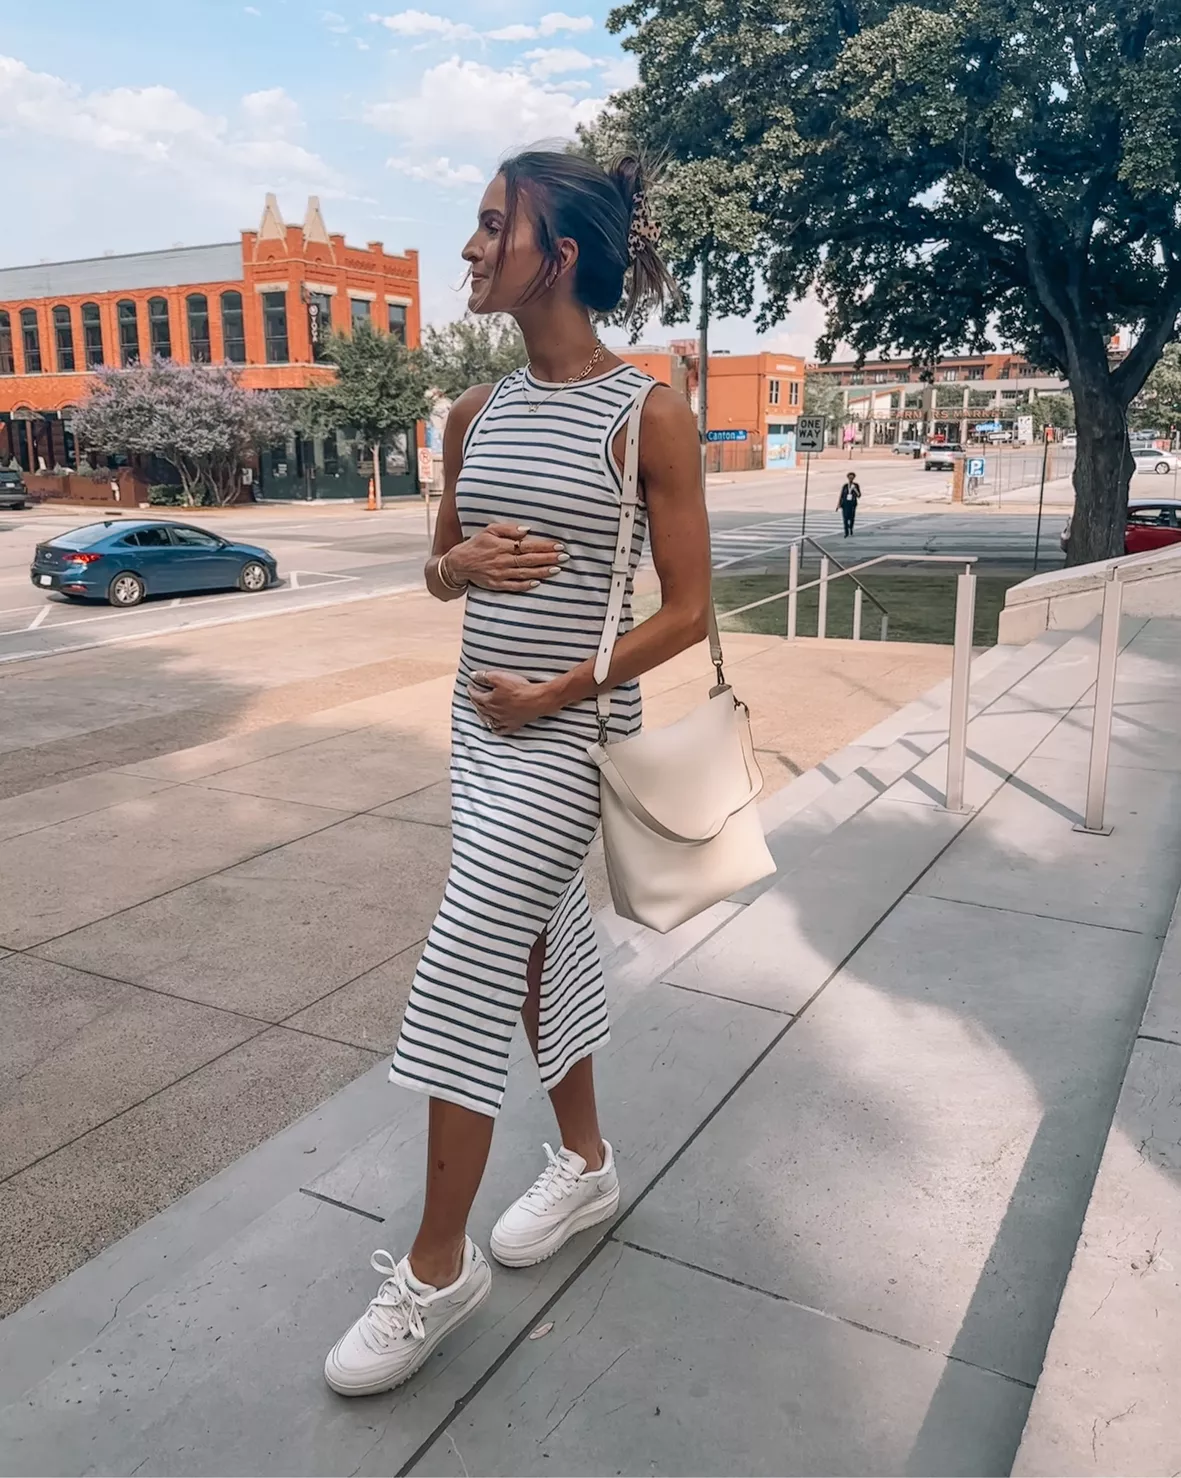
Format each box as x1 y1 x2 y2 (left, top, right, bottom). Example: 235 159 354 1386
608 0 1181 564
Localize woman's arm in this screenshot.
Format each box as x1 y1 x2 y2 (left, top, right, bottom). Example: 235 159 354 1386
425 385 567 601
469 386 712 733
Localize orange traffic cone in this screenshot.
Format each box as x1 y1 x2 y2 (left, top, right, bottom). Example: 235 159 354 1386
367 477 376 511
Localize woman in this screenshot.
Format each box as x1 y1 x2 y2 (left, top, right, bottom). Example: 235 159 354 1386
323 149 712 1396
838 470 861 537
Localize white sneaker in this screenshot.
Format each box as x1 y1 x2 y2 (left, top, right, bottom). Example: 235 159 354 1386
490 1142 620 1268
324 1237 491 1397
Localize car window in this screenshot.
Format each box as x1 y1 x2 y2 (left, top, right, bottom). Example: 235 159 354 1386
127 527 172 548
0 470 20 484
169 526 222 550
1127 508 1161 526
54 523 120 549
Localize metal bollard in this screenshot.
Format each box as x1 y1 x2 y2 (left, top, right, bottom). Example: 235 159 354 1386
787 542 799 640
944 568 977 811
817 556 829 639
880 613 889 641
1077 570 1122 834
853 586 863 640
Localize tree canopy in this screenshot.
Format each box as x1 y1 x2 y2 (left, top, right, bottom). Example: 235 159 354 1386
421 315 527 401
608 0 1181 563
298 321 433 501
72 359 288 506
1129 343 1181 430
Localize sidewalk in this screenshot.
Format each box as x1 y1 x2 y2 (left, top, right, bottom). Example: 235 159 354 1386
2 617 1177 1475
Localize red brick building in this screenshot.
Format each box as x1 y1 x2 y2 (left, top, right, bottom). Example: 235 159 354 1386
0 196 422 500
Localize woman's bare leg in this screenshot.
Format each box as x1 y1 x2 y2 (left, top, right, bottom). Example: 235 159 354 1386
522 932 605 1171
408 1097 494 1287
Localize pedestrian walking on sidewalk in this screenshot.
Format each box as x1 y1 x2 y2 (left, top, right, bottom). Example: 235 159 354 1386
324 149 711 1397
838 471 861 537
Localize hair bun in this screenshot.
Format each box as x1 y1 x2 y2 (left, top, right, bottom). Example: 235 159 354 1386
608 155 645 215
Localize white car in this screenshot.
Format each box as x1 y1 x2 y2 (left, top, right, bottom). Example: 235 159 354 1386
1132 448 1180 475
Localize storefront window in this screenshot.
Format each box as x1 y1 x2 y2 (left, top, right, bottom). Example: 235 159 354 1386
81 303 104 368
263 291 289 363
20 309 43 373
350 297 371 330
388 303 407 342
117 300 140 366
0 311 16 375
148 297 172 360
187 294 211 363
220 291 246 364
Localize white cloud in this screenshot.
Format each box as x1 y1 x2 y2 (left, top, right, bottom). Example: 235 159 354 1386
365 56 603 151
485 23 538 41
596 54 639 92
524 46 593 78
244 5 262 14
370 9 478 40
0 55 340 196
241 86 301 140
538 12 594 35
321 9 350 32
388 154 484 186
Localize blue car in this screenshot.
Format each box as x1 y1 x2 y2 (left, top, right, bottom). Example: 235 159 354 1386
30 520 278 607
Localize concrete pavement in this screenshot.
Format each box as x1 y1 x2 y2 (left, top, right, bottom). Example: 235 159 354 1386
1 617 1178 1475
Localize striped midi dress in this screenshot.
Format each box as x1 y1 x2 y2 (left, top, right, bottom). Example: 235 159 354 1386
389 363 653 1117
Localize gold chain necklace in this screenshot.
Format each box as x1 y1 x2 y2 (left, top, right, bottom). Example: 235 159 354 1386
523 343 606 413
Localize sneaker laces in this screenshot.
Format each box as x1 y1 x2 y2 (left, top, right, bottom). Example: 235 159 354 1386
521 1143 582 1212
357 1250 427 1353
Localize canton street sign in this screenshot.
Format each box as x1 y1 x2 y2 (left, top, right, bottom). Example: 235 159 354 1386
796 416 826 453
706 429 748 442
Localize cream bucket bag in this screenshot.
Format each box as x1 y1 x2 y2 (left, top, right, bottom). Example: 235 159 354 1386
587 382 775 934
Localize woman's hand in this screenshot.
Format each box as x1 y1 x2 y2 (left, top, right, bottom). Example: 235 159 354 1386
449 523 567 592
468 670 554 735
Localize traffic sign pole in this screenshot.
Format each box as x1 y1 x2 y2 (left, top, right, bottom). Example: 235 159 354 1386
801 450 812 538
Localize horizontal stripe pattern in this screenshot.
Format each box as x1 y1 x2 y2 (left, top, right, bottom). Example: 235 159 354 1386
390 364 652 1116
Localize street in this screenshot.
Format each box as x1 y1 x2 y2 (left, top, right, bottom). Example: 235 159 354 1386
0 458 1069 666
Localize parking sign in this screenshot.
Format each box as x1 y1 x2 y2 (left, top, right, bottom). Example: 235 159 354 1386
966 456 986 478
796 416 826 454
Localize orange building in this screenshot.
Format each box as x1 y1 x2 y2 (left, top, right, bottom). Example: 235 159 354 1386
0 195 422 499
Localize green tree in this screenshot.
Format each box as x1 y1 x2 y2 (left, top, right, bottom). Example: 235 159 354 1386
299 321 433 507
1129 344 1181 432
1033 393 1077 437
610 0 1181 565
421 315 527 402
803 373 844 430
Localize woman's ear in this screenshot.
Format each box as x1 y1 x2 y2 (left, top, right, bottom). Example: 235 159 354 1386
553 235 579 283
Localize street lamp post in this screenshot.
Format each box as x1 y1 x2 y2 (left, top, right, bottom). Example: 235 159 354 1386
1033 427 1051 572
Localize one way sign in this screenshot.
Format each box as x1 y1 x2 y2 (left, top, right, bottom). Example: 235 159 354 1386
796 415 826 453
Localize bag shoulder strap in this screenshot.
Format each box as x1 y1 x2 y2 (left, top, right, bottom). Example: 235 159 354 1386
593 383 723 731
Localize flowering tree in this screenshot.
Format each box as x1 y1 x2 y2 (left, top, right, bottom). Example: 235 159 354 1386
72 359 290 506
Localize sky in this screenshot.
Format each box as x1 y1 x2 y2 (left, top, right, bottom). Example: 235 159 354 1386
0 0 823 355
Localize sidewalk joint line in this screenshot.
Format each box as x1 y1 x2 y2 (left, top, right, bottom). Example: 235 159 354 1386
298 1187 385 1223
917 892 1149 936
612 1239 1035 1390
1136 1032 1181 1049
661 978 795 1017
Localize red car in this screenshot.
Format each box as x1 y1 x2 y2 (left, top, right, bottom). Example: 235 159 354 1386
1061 499 1181 556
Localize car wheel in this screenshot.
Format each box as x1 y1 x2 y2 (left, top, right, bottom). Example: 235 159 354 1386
924 462 933 470
238 560 270 593
1155 461 1170 474
108 571 146 608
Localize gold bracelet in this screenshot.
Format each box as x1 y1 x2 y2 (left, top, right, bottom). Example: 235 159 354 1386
437 552 468 592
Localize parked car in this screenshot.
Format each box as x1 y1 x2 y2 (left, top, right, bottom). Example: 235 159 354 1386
924 442 965 470
893 440 923 457
1060 500 1181 557
1131 448 1180 476
0 468 29 509
1062 434 1077 448
30 520 278 607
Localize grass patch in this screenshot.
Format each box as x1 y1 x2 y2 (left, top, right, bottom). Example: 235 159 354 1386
638 572 1024 646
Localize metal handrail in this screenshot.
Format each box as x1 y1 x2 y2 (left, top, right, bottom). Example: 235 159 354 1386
716 540 980 812
1078 544 1181 834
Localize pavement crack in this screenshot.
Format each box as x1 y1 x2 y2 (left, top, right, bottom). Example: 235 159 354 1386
537 1347 630 1447
94 1276 149 1340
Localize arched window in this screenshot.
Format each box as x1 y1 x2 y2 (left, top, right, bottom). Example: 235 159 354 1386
116 299 139 366
0 311 13 375
53 305 76 372
20 309 42 373
186 293 211 363
81 303 104 368
220 290 246 363
148 297 171 359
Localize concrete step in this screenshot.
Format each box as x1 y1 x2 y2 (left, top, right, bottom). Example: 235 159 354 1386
1012 886 1181 1478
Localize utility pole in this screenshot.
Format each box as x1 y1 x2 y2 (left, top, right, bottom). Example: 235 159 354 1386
1033 427 1051 572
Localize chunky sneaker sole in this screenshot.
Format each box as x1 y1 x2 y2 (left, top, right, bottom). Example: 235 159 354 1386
490 1179 620 1268
324 1254 491 1397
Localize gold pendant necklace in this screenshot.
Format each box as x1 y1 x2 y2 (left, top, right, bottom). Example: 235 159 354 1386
524 343 605 412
